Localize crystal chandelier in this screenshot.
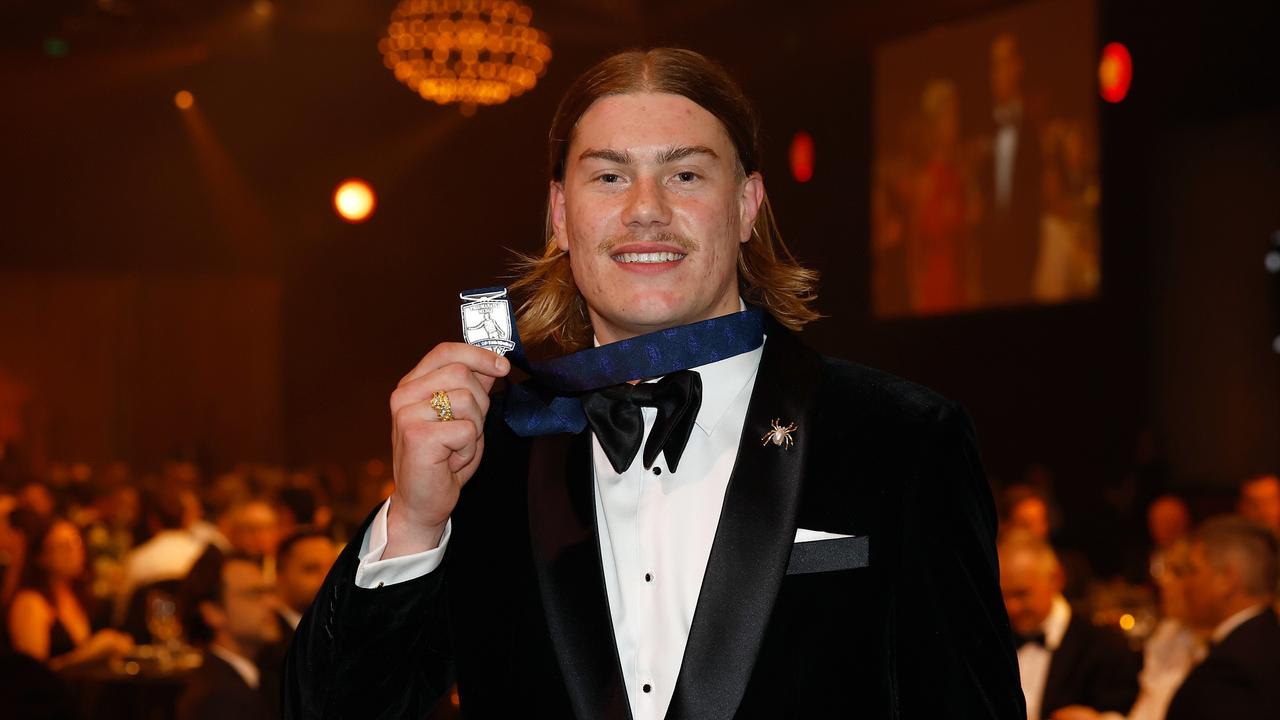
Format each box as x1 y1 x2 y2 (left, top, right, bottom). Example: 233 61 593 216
379 0 552 114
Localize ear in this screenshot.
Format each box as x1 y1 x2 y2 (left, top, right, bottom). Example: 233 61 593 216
549 181 569 252
738 171 765 244
198 600 225 632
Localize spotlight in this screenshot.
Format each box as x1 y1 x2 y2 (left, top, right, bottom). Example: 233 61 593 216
334 179 376 223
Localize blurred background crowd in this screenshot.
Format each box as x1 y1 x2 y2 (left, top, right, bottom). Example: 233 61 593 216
0 459 1277 718
0 459 390 719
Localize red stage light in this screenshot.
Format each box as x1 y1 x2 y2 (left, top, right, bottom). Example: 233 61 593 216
1099 42 1132 103
789 131 814 183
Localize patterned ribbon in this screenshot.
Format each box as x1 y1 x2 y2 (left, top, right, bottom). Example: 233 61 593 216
461 287 765 436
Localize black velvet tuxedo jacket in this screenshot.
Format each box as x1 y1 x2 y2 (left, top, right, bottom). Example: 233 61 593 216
284 321 1025 719
1165 608 1280 720
1037 613 1141 717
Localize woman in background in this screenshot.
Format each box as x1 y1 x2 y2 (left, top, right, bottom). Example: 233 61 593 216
7 514 132 670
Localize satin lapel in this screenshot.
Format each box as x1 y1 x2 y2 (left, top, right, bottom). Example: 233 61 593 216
666 325 822 720
527 431 631 720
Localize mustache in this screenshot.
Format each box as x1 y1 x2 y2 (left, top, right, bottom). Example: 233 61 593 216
596 231 700 257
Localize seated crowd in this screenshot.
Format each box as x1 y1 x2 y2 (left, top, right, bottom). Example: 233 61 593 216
0 461 356 719
1 458 1277 719
999 472 1280 720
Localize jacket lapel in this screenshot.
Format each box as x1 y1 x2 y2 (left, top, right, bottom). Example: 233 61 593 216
527 430 632 720
665 324 822 720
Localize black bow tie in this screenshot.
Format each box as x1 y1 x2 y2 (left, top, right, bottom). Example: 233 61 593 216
581 370 702 475
1016 631 1047 649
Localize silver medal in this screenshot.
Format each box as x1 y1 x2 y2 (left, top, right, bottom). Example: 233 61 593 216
459 288 516 356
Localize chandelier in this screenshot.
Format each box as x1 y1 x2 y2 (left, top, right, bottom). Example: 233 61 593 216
379 0 552 114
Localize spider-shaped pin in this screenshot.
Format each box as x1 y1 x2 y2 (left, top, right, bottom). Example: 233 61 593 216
761 418 797 449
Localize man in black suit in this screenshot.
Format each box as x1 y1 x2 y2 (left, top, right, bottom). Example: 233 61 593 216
999 531 1141 720
977 32 1042 307
259 529 339 717
285 47 1024 719
177 549 280 720
1166 515 1280 720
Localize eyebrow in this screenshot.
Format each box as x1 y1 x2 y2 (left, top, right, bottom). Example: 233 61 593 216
578 145 720 165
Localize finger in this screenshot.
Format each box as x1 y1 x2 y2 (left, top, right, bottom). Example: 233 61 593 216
400 342 509 387
392 363 491 418
444 428 479 471
394 390 484 437
397 416 478 468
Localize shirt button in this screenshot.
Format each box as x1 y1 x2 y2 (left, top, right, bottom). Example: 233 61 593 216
645 573 652 583
652 467 662 476
643 684 652 693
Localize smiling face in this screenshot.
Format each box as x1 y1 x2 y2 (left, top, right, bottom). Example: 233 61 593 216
549 92 764 345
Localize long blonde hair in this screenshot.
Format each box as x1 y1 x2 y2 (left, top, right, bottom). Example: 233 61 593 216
510 48 820 352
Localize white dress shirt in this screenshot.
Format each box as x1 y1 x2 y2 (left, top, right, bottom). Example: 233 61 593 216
356 341 764 720
1018 594 1072 720
591 341 762 719
1017 595 1126 720
993 101 1022 210
115 528 207 625
1128 618 1201 720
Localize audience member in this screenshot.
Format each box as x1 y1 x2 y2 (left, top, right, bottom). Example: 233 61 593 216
1127 540 1206 720
220 500 280 562
274 482 332 540
1236 474 1280 536
1002 484 1094 600
18 481 57 520
1003 484 1053 541
1165 515 1280 720
998 530 1141 720
82 484 140 604
0 497 25 608
1145 495 1191 580
259 528 338 717
182 489 230 553
115 486 206 627
176 548 280 720
7 515 133 670
273 528 337 634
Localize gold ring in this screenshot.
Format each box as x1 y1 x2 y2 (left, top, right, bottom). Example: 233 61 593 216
430 390 454 422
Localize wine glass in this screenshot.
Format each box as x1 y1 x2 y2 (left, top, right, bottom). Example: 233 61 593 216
146 590 181 669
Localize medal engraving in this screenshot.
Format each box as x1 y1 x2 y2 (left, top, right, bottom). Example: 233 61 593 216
459 288 517 356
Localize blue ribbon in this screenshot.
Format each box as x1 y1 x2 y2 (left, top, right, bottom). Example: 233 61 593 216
462 287 765 436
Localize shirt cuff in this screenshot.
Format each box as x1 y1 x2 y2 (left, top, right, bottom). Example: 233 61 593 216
353 498 451 588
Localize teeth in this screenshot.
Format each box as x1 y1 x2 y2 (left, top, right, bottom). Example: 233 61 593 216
613 252 685 263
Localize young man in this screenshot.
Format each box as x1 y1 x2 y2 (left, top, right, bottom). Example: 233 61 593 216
178 550 281 720
275 529 339 634
286 48 1023 719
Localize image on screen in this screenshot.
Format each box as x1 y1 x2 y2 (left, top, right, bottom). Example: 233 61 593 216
872 0 1100 317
